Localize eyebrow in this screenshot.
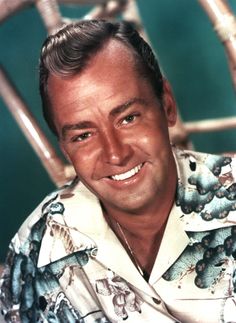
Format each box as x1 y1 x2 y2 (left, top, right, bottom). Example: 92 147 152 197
109 97 147 117
61 97 148 140
61 121 94 140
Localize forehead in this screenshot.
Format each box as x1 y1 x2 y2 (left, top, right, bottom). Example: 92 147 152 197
48 39 138 87
87 39 137 71
48 40 148 101
47 39 157 132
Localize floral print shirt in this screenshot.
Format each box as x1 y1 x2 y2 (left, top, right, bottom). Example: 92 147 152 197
1 147 236 323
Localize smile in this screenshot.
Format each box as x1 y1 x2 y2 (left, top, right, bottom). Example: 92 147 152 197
110 163 143 181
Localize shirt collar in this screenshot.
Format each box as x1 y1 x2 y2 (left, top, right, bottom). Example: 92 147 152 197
38 147 234 269
37 181 160 297
149 203 189 285
149 146 236 284
37 181 108 267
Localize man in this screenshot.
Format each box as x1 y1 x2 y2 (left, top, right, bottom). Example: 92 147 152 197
1 20 236 323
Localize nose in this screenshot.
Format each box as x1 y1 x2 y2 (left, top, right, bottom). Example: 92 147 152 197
100 128 132 166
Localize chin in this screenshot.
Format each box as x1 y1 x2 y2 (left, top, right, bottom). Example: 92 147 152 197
108 194 154 214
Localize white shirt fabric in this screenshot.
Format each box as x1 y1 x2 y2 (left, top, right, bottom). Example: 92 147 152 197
1 147 236 322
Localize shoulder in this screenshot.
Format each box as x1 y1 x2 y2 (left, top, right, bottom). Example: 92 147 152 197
0 179 80 320
173 147 234 175
7 178 80 257
0 178 104 322
173 147 236 190
173 147 236 227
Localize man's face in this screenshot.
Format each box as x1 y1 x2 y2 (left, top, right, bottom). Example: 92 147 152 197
48 40 177 215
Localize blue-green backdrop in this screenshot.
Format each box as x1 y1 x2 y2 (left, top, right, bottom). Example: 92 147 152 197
1 0 236 261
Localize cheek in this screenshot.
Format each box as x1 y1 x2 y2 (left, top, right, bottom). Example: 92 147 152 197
137 126 167 147
68 148 99 176
136 125 172 161
72 160 93 182
70 153 90 169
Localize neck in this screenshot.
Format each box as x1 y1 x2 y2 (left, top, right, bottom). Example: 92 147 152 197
103 168 177 240
104 207 171 280
102 165 177 278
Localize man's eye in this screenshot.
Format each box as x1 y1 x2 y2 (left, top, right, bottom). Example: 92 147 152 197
71 132 91 142
122 114 137 125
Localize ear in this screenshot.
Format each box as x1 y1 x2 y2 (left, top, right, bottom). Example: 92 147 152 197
162 79 177 127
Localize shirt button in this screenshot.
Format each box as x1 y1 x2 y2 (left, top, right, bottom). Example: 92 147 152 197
152 297 161 304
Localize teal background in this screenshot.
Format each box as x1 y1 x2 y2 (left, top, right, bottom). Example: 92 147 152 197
1 1 236 262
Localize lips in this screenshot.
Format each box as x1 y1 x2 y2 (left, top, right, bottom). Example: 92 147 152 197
109 163 143 181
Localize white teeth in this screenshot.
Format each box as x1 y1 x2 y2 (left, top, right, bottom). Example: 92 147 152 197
111 164 142 181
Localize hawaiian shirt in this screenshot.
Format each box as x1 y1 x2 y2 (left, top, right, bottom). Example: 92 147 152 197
1 147 236 323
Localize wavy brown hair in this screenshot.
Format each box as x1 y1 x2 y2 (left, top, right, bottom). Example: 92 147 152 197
39 20 164 136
